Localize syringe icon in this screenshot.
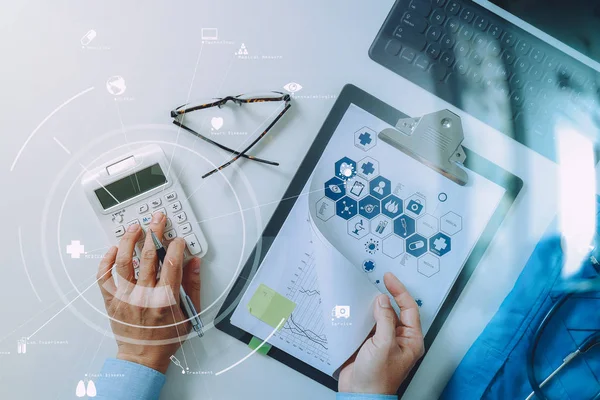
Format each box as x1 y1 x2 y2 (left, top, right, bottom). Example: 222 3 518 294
170 355 186 374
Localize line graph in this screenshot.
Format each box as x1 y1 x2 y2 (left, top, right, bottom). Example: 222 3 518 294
276 248 331 365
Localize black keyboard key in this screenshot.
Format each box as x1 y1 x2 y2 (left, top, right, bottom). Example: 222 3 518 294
446 1 461 15
469 51 483 65
502 49 516 65
427 25 443 41
473 34 488 51
544 56 558 71
431 63 448 81
446 18 460 33
516 40 531 56
529 65 543 81
494 82 510 97
501 32 517 47
400 47 417 63
402 12 428 33
408 0 432 16
524 82 539 96
530 48 545 63
511 92 525 105
440 51 455 67
488 24 503 39
557 63 572 79
515 58 530 73
430 9 446 25
433 0 447 6
426 42 442 59
470 69 483 83
487 42 502 57
482 59 496 76
459 25 474 41
474 16 489 31
459 8 475 23
456 41 470 58
496 65 509 80
509 74 525 89
455 60 469 75
542 73 557 87
415 55 431 71
385 39 402 56
441 34 456 49
394 26 427 51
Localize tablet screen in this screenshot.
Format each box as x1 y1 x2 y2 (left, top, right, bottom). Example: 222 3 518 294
230 103 506 377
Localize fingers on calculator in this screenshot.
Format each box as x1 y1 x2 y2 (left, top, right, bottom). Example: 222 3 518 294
160 238 186 296
137 214 167 286
115 224 142 283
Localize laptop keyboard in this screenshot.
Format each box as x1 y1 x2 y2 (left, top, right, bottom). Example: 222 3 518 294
370 0 600 162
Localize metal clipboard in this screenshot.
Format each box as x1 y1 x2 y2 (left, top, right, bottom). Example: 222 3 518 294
379 109 469 186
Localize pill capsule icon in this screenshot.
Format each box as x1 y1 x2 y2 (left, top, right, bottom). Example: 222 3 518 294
81 29 97 46
408 240 425 251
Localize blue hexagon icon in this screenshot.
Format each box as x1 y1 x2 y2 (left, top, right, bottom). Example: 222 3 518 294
324 177 345 201
359 196 381 220
334 157 357 181
381 195 403 219
393 214 416 238
336 196 358 220
429 232 451 256
369 176 391 199
406 234 428 257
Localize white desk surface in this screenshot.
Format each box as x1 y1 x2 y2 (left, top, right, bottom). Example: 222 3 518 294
1 1 598 399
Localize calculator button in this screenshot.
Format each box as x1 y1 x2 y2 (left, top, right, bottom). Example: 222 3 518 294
179 223 193 235
166 218 172 229
165 192 178 202
174 212 188 224
127 219 141 227
168 201 183 213
132 256 140 270
183 234 202 255
150 198 162 208
153 208 167 217
114 226 125 237
164 229 177 241
141 214 153 225
137 204 149 214
134 268 140 280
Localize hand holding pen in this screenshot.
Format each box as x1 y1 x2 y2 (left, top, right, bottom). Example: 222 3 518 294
96 212 202 374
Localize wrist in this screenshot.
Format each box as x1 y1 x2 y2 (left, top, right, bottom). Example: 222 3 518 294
116 352 170 374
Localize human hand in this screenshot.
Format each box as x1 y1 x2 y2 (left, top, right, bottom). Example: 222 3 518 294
338 272 425 395
96 213 201 374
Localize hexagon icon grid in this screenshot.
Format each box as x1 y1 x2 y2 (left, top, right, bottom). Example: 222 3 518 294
370 215 393 239
406 234 428 257
358 196 381 220
345 176 368 200
324 177 345 201
417 214 439 238
382 235 405 258
354 127 377 151
381 195 403 219
347 215 369 239
418 254 440 277
405 194 426 218
335 196 358 220
357 157 380 180
441 212 463 235
334 157 357 181
393 214 416 238
429 232 451 256
369 176 391 200
315 197 335 221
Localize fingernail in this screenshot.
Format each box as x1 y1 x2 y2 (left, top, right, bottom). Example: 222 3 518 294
378 295 391 309
128 224 140 232
152 213 163 223
192 260 201 274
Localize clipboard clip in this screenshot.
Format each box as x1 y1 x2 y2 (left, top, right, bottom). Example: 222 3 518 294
378 109 468 186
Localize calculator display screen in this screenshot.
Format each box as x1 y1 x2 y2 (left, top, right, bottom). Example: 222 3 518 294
95 163 167 209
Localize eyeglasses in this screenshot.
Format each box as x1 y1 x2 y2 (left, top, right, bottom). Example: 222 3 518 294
170 91 292 178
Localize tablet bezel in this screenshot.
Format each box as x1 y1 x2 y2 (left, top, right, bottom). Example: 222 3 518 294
214 84 524 394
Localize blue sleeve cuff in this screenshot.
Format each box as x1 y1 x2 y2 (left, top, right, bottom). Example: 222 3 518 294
337 393 398 400
95 358 166 400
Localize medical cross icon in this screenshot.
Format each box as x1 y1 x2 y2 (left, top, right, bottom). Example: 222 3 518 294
361 161 375 175
358 132 372 146
66 240 85 259
433 237 447 251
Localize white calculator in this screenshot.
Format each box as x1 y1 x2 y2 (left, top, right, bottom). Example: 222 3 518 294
82 145 208 277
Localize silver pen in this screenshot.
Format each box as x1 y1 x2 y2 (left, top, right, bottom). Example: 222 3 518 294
150 230 204 338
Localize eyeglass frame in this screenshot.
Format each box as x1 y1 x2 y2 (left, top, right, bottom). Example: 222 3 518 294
170 91 292 178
